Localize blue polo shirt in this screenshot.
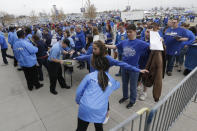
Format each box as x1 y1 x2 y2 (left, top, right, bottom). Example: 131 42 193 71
116 39 149 68
48 42 63 61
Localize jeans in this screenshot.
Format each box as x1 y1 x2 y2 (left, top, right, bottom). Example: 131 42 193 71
117 54 122 74
175 47 188 66
166 55 176 72
76 118 103 131
121 69 139 104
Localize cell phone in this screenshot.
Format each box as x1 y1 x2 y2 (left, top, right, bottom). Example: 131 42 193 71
173 35 182 40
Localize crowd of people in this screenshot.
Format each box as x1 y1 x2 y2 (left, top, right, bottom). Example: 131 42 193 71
0 15 197 130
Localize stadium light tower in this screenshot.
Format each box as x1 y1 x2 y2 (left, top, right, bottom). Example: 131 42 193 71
80 0 85 13
126 0 131 11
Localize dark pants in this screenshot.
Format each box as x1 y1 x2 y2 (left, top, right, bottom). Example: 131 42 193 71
107 48 111 56
1 48 14 64
22 65 41 90
76 118 103 131
37 58 49 80
48 61 67 91
166 55 176 72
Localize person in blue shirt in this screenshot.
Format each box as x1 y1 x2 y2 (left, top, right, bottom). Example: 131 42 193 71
61 30 75 49
75 25 86 69
25 27 33 43
0 34 14 65
114 22 127 76
76 56 120 131
32 35 49 81
13 30 43 91
175 23 195 72
184 26 197 75
75 25 86 51
106 24 150 109
0 26 4 36
164 18 189 76
48 38 71 95
8 26 18 67
140 22 147 40
42 28 52 48
105 24 114 56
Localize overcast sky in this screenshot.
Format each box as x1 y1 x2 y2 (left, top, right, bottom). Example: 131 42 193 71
0 0 196 16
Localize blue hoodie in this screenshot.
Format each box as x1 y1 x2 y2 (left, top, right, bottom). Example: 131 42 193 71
164 27 188 55
75 54 140 73
13 39 38 67
76 71 120 123
0 34 8 49
75 31 86 50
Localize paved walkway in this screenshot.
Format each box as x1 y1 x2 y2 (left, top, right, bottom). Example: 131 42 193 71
0 43 196 131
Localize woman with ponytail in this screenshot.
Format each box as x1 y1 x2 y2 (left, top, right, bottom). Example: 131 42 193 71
75 56 120 131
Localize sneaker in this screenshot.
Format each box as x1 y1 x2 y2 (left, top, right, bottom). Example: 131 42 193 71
103 116 109 124
28 86 33 91
166 72 172 76
35 84 44 89
126 102 135 109
174 64 178 67
61 84 71 89
137 85 142 92
50 90 58 95
177 66 182 72
119 98 128 104
139 92 147 101
17 68 23 71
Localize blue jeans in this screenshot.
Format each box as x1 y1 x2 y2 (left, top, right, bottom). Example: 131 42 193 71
117 54 122 74
176 47 188 66
121 69 139 104
166 55 176 72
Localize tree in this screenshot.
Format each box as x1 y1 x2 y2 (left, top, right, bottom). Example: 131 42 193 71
84 0 97 20
51 7 66 22
57 8 66 22
0 11 15 26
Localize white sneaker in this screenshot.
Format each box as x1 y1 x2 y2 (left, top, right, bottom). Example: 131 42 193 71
103 116 109 124
137 85 142 91
139 92 147 101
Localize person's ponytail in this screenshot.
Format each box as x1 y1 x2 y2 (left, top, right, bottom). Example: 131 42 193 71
98 70 109 91
92 56 110 91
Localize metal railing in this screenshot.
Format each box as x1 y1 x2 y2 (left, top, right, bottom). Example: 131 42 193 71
145 67 197 131
110 67 197 131
109 108 150 131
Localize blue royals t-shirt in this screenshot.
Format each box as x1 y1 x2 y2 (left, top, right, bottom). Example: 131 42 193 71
116 39 149 68
164 27 188 55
